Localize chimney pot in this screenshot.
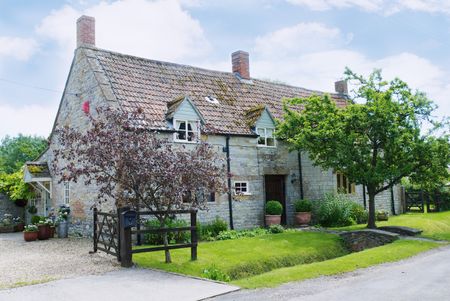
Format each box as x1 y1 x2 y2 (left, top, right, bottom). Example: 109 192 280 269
231 50 250 79
335 80 348 95
77 15 95 48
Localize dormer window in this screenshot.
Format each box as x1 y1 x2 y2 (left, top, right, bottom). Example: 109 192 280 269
257 127 275 147
174 120 200 142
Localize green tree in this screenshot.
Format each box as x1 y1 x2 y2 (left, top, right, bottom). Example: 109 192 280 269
277 68 450 228
0 135 47 202
0 135 47 174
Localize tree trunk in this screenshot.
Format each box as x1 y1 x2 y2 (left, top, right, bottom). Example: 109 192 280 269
367 188 377 229
163 232 172 263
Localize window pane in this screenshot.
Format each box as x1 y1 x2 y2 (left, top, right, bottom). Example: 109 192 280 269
208 192 215 202
267 137 275 146
176 121 187 140
266 128 274 137
258 137 266 145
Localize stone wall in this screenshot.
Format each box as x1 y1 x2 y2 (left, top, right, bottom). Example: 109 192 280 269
340 229 399 252
0 193 23 220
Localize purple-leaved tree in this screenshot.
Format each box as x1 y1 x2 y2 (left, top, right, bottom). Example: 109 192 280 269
52 107 226 262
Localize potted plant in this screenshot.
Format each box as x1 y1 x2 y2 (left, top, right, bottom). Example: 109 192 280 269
265 200 283 226
23 224 39 242
37 218 51 240
376 210 389 221
0 214 14 233
27 205 37 215
15 199 28 207
57 204 71 238
294 199 312 226
13 216 25 232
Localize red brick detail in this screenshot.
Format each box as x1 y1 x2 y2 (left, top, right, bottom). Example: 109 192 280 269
77 15 95 47
232 50 250 79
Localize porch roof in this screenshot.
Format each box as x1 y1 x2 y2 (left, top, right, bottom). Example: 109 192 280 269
24 162 52 183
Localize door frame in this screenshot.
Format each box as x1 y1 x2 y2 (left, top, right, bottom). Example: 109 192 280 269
264 175 287 225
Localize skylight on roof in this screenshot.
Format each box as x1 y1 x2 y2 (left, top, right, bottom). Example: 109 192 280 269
205 96 219 104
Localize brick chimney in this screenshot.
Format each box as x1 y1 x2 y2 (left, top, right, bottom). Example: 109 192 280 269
232 50 250 79
77 15 95 48
335 80 348 95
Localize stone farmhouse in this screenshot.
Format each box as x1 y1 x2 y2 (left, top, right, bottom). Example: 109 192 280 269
24 16 402 235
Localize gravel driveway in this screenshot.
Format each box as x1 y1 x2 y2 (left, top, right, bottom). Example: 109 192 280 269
0 233 120 289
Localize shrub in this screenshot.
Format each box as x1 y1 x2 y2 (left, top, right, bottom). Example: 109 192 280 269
294 199 312 212
30 215 41 225
144 218 190 245
268 224 284 234
266 200 283 215
202 265 231 282
23 224 38 232
198 216 228 241
350 202 368 224
313 193 356 227
216 228 269 240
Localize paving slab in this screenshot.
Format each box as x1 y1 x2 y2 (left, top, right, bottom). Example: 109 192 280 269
0 268 239 301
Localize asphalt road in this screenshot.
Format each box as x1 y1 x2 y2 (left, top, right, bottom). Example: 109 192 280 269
212 245 450 301
0 268 239 301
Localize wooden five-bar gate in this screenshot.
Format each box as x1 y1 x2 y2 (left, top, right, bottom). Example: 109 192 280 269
92 207 198 267
405 191 446 213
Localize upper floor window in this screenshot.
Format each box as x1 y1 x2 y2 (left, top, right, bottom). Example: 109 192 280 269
174 120 200 142
257 128 275 147
336 172 355 194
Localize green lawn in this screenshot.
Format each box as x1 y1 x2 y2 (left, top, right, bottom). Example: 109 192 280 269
133 231 347 280
335 211 450 241
233 239 440 288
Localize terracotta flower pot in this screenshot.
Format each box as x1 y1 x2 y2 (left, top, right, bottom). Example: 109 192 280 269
38 225 51 240
265 215 281 226
24 231 38 242
295 212 312 226
49 226 55 238
14 223 25 232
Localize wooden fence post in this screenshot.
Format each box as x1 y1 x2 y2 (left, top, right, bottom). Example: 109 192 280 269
93 207 98 253
119 207 133 267
136 211 141 246
190 210 198 261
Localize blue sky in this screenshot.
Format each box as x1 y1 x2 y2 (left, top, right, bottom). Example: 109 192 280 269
0 0 449 139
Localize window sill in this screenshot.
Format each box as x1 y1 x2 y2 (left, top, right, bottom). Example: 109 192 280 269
257 145 276 148
174 139 199 144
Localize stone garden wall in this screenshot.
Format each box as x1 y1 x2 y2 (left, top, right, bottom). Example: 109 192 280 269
0 194 23 219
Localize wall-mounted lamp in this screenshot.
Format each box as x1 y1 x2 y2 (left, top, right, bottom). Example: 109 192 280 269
290 173 298 184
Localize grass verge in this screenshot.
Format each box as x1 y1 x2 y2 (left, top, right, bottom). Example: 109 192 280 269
133 231 347 281
233 239 442 288
335 211 450 241
0 277 56 290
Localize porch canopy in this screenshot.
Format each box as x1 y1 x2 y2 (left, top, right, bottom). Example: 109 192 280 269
24 162 52 197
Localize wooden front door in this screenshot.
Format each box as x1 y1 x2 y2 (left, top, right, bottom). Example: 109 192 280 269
265 175 286 224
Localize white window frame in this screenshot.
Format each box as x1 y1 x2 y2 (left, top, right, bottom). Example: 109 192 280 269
256 127 276 147
233 181 250 195
63 181 70 204
173 119 200 143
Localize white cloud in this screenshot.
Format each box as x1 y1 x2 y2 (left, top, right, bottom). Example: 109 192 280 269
0 37 38 61
255 23 350 58
0 104 56 138
35 0 211 63
287 0 450 15
251 23 450 121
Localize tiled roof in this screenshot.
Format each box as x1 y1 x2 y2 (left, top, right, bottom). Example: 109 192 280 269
83 47 348 135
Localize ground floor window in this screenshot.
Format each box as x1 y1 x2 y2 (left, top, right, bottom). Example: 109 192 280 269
234 181 249 195
64 181 70 204
336 172 355 194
